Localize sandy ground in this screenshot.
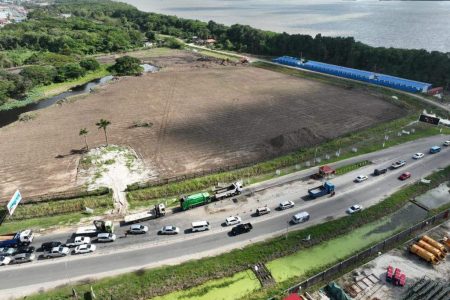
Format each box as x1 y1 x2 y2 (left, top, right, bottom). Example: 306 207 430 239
76 145 157 215
0 50 405 201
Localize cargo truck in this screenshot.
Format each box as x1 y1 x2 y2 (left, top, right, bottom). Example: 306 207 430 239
308 181 335 199
180 192 210 210
123 204 166 224
213 182 242 200
0 230 34 248
76 220 114 236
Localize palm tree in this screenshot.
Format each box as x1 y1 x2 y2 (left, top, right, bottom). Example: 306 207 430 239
96 119 111 146
79 128 89 150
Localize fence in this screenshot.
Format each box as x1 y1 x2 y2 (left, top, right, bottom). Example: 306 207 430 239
285 209 450 295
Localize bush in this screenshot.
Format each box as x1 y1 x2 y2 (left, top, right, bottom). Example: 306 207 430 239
107 55 143 76
55 63 86 82
80 58 100 71
20 65 57 86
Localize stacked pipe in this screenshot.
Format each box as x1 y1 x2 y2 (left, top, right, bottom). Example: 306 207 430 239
410 235 447 264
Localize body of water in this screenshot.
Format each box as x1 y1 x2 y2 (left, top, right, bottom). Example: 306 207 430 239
120 0 450 52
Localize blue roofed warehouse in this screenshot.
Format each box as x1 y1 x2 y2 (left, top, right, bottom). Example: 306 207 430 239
272 56 432 93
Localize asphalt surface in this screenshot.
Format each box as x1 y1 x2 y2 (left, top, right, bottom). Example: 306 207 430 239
0 135 449 298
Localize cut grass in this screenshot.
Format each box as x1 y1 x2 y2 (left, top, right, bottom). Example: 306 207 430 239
25 165 450 300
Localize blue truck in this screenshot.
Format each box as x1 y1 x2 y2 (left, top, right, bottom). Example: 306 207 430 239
0 230 34 248
308 182 335 199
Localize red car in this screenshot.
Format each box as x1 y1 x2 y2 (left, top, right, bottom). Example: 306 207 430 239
398 172 411 180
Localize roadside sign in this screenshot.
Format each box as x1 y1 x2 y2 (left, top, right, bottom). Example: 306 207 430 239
6 190 22 216
419 114 440 125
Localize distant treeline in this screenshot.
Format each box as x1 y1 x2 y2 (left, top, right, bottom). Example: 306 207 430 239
1 0 450 89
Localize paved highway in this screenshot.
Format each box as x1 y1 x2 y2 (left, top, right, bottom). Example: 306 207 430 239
0 135 449 298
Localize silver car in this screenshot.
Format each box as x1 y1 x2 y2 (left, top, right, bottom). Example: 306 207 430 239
12 253 36 264
129 224 148 234
97 233 116 242
159 226 180 235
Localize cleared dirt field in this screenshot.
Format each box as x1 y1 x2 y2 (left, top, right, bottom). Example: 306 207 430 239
0 50 405 200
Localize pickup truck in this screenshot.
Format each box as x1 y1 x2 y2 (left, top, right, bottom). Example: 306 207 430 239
0 230 34 248
43 246 70 259
66 236 91 248
308 182 335 199
391 160 406 169
231 223 253 235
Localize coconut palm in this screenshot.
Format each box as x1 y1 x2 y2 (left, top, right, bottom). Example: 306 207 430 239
96 119 111 146
79 128 89 150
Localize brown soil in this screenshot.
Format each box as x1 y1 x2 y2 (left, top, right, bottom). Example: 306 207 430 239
0 50 405 201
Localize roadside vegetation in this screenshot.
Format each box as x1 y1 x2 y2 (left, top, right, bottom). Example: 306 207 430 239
127 119 450 208
26 165 450 300
335 160 371 175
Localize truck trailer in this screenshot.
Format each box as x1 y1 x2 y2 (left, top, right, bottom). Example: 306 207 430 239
0 230 34 248
180 192 210 210
123 204 166 224
308 182 335 199
213 182 242 200
76 220 114 236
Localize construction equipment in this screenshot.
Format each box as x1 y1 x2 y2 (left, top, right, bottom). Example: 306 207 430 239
417 240 446 260
410 244 439 264
421 235 447 254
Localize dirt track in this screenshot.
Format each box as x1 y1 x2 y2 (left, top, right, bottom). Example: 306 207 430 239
0 50 405 200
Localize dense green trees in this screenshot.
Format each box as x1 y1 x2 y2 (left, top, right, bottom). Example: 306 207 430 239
107 56 143 76
20 66 56 86
80 58 100 71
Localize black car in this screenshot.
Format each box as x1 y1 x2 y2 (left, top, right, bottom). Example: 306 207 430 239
17 246 36 254
231 223 253 236
40 241 62 252
373 168 387 176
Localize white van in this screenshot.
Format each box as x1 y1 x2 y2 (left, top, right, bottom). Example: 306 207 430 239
291 212 310 224
191 221 210 232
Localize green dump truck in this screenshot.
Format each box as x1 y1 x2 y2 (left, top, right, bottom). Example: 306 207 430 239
180 192 211 210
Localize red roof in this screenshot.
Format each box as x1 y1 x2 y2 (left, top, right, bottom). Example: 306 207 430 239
319 165 335 174
284 293 303 300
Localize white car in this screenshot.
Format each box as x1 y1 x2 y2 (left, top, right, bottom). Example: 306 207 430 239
355 175 368 182
444 140 450 146
74 244 96 254
279 200 295 210
225 216 242 226
412 153 424 159
159 225 180 235
0 256 12 266
347 205 363 214
129 224 148 234
67 236 91 247
97 233 116 243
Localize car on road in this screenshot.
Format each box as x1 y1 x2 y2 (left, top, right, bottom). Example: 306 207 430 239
129 224 148 234
97 233 116 243
191 221 210 232
429 146 441 154
12 253 35 264
256 206 271 216
347 205 363 214
231 223 253 236
225 216 242 226
74 244 96 255
0 247 17 256
391 160 406 169
398 172 411 181
17 246 35 254
444 140 450 146
291 212 310 224
159 225 180 235
66 236 91 248
412 153 424 159
40 241 62 252
43 246 70 259
373 168 388 176
279 200 295 210
0 256 12 266
355 175 369 182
